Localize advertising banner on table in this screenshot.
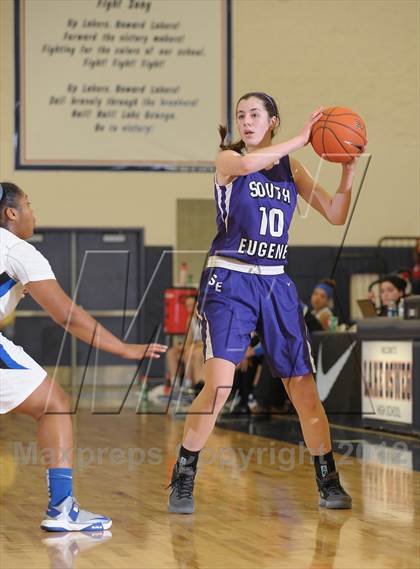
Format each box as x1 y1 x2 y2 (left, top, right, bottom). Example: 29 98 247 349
362 341 413 425
15 0 231 170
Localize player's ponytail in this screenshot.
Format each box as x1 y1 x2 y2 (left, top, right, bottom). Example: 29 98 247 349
218 124 228 148
218 125 246 153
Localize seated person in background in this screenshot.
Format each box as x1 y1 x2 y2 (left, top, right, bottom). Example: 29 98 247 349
369 269 412 303
230 334 293 417
166 294 204 395
411 238 420 295
377 274 407 316
310 279 336 330
230 334 263 415
252 357 293 416
395 267 412 295
301 301 324 332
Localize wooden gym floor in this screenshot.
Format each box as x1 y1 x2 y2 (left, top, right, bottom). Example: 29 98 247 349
1 409 419 569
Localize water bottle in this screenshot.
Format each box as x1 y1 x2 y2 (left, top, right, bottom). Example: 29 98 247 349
179 262 188 286
398 298 405 319
329 315 338 332
387 301 397 318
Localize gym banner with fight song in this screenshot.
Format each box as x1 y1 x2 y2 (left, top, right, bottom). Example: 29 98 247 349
14 0 231 171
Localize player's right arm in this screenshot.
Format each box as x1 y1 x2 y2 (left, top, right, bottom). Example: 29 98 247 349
215 108 323 177
25 279 167 360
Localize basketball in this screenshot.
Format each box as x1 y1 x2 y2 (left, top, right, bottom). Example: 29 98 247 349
310 107 367 163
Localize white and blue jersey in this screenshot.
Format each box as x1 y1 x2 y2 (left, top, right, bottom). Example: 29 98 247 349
197 155 316 379
0 228 55 413
209 156 296 266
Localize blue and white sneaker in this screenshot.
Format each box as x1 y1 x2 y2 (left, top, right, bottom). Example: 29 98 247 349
41 497 112 532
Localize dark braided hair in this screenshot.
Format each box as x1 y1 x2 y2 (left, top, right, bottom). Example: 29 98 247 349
0 182 24 228
218 92 281 152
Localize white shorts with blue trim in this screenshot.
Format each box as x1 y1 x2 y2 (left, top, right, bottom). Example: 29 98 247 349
0 333 47 414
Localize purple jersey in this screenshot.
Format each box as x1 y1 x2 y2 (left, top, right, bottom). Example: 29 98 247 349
208 155 297 266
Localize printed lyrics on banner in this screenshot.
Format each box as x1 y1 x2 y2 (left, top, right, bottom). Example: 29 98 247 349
44 10 203 135
20 0 226 164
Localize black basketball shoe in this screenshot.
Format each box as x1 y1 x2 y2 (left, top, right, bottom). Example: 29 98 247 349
317 471 352 509
167 461 196 514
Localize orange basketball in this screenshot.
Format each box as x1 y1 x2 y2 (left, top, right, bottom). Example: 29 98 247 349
310 107 367 163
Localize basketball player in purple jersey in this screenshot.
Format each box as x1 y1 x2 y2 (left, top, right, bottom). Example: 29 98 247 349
168 93 358 513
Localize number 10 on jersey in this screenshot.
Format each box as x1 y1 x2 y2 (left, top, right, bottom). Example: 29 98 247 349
259 207 284 237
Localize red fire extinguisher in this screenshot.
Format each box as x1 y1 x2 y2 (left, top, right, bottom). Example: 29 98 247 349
164 288 197 334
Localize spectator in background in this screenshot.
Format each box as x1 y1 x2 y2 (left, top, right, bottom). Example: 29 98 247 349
252 357 293 416
310 279 336 330
411 238 420 294
230 334 263 415
166 294 204 394
301 301 324 332
377 274 407 316
395 267 412 295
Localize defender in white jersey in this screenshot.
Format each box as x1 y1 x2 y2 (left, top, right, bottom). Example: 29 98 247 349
0 182 167 531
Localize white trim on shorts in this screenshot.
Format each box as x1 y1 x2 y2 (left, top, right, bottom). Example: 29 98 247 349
207 255 285 275
0 333 47 414
306 339 317 374
203 312 214 360
196 311 214 361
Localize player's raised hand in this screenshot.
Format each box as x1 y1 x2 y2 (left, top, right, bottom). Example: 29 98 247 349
342 155 359 174
298 107 324 146
120 343 168 360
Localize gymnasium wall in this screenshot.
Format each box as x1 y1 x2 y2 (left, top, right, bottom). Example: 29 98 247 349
0 0 419 247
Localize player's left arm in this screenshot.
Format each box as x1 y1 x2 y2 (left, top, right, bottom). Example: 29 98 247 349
291 157 357 225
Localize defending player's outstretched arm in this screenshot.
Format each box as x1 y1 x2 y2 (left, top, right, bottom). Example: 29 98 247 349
25 279 167 360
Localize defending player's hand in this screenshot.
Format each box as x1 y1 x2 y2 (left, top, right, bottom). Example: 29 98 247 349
298 107 324 146
120 343 168 360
